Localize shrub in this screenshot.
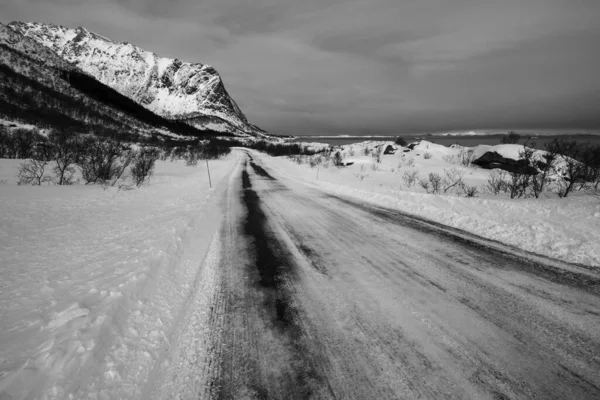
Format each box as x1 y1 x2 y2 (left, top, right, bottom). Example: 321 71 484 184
395 137 408 147
580 144 600 191
458 148 475 167
442 168 465 193
402 170 419 188
460 184 479 197
442 154 456 164
486 171 508 195
501 131 521 144
545 139 587 198
0 127 47 159
48 130 81 185
17 158 50 185
372 149 383 163
418 177 430 192
355 165 369 181
531 147 558 198
428 172 442 194
78 137 133 185
423 151 432 160
309 155 322 168
507 170 530 199
185 153 198 166
332 151 343 167
131 147 160 187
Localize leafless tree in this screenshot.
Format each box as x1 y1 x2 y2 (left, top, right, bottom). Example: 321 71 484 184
17 158 49 185
428 172 442 194
501 131 521 144
131 147 160 187
48 130 80 185
486 170 508 195
402 170 419 188
546 139 587 198
79 137 133 185
442 168 465 193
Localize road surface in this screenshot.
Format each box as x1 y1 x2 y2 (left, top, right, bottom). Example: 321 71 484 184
156 151 600 399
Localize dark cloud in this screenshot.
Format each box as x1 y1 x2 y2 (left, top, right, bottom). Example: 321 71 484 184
1 0 600 135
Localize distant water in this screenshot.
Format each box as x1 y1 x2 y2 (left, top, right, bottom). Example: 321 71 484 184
293 134 600 149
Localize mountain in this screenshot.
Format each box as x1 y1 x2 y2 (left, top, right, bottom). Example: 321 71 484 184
0 22 227 140
8 21 269 137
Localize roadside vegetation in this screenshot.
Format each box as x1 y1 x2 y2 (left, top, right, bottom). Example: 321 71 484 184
0 125 231 189
3 124 599 200
270 136 600 201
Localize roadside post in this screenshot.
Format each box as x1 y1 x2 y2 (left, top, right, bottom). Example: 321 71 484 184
206 158 212 188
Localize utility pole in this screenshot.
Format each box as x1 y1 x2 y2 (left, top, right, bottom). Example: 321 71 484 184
206 158 212 188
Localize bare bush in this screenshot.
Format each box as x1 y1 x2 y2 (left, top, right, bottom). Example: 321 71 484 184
531 147 558 198
428 172 442 194
395 137 408 147
546 139 587 198
423 151 433 160
458 148 474 167
332 151 344 167
442 168 465 193
131 147 160 187
486 170 508 195
501 131 521 144
418 177 430 192
48 130 80 185
577 144 600 193
371 148 383 164
507 171 530 199
309 156 322 168
442 154 456 164
289 154 304 165
185 152 198 166
354 165 369 181
1 128 49 160
460 184 479 197
507 143 536 199
17 158 50 185
79 137 133 185
402 170 419 188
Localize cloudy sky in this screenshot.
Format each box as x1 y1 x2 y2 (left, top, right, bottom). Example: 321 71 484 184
2 0 599 135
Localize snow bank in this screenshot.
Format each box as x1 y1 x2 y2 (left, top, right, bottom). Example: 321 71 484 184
0 156 235 399
250 144 600 267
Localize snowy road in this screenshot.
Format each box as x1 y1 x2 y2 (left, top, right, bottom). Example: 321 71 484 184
158 150 600 399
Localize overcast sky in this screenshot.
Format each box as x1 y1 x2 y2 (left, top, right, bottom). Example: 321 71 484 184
2 0 599 135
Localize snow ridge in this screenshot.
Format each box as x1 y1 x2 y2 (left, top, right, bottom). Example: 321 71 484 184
7 21 268 137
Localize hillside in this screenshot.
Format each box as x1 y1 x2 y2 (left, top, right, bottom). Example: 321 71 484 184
0 23 229 140
9 21 270 137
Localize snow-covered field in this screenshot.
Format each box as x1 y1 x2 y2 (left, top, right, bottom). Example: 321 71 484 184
1 141 599 398
250 140 600 267
0 156 236 399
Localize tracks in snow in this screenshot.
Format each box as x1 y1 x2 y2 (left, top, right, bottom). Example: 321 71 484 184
157 150 600 400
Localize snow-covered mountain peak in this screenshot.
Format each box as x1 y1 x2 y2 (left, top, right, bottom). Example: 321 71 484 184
0 22 74 71
7 21 268 136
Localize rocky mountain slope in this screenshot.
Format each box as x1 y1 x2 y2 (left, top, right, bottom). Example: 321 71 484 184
8 21 268 137
0 22 222 140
